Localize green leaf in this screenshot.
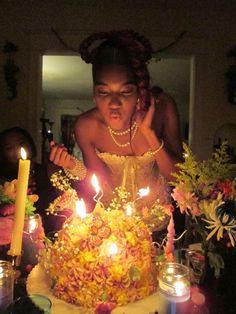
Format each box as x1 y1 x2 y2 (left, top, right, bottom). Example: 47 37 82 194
129 266 141 281
24 197 37 216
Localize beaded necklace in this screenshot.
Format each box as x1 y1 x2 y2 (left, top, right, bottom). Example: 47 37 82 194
108 121 137 136
108 122 138 148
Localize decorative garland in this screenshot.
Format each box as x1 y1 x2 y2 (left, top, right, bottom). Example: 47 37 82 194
51 27 187 57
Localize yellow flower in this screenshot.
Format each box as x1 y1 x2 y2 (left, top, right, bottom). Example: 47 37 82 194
28 194 39 204
3 180 17 199
125 231 137 246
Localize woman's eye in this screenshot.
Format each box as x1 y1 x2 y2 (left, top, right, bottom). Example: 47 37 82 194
98 90 109 96
121 90 133 96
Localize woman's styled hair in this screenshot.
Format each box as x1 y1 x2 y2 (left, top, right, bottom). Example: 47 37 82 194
79 30 153 110
0 127 37 159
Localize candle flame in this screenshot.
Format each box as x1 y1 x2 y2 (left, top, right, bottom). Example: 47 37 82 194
28 217 38 233
75 199 87 219
109 242 118 256
91 174 100 194
20 147 27 160
174 280 186 296
138 187 150 198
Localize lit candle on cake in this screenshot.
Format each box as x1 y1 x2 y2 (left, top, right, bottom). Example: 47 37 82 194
126 203 133 216
75 199 87 219
109 243 118 256
158 262 190 314
91 174 104 211
9 147 30 256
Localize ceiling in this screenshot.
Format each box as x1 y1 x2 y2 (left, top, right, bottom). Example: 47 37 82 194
42 55 191 101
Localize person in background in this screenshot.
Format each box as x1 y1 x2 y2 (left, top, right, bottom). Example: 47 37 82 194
150 85 183 143
49 30 184 236
0 127 58 235
151 85 185 235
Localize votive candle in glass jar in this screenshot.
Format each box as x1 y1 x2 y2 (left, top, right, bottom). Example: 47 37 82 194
0 260 14 311
21 214 45 272
158 262 190 314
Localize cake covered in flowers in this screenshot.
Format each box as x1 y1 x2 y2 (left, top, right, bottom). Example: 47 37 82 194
40 204 157 308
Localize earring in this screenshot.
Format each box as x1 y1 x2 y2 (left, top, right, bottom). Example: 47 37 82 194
136 98 141 110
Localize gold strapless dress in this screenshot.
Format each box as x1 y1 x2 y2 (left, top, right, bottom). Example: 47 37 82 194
97 151 170 231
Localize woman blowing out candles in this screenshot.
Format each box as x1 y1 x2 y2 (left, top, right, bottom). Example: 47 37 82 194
49 30 183 233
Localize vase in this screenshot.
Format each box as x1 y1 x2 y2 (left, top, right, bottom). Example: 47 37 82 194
200 242 236 314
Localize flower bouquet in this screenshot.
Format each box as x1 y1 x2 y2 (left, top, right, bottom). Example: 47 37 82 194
171 142 236 277
0 179 44 273
0 179 39 246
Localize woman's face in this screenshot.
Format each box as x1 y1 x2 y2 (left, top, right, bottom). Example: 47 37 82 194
1 132 33 166
93 65 138 131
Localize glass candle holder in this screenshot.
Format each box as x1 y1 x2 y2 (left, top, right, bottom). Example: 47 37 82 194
0 260 14 311
21 214 45 272
185 249 205 285
158 262 190 303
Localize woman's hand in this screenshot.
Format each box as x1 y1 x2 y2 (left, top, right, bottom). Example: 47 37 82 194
136 97 155 136
49 141 75 169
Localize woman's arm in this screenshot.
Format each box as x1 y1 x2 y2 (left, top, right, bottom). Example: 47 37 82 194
74 114 110 182
139 96 183 181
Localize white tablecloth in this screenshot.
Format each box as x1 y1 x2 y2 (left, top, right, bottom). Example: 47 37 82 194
27 264 161 314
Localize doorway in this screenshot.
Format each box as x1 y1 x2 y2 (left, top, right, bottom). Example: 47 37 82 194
42 55 191 158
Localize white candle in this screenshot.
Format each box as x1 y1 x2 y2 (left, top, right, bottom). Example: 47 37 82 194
75 199 87 219
126 203 133 216
9 148 30 256
91 174 100 195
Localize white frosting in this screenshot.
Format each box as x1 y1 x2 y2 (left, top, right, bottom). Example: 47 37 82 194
27 264 161 314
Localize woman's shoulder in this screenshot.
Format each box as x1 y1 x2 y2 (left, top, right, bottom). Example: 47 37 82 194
75 108 101 129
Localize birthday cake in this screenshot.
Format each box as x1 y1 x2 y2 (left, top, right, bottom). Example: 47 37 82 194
40 205 157 308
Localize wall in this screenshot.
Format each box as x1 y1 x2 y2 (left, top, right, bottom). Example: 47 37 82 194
44 99 93 143
0 0 236 160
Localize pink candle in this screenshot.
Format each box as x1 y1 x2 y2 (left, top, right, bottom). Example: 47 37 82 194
164 214 175 261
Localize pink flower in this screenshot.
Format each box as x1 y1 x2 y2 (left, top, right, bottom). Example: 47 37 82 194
0 217 14 245
171 186 196 214
217 179 234 199
163 204 174 216
0 203 15 216
94 302 116 314
191 202 202 216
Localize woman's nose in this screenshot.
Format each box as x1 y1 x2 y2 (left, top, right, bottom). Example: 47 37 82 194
109 94 122 107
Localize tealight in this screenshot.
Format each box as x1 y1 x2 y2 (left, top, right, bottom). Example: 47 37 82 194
158 262 190 303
